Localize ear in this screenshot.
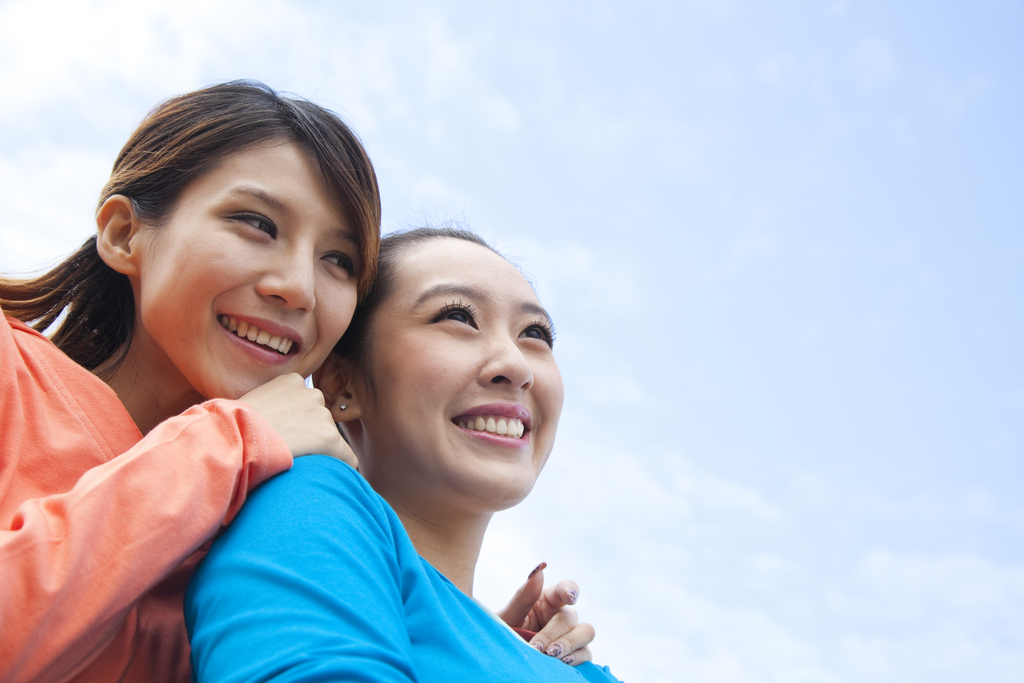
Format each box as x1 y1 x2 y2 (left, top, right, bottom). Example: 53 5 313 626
95 195 143 277
313 353 364 422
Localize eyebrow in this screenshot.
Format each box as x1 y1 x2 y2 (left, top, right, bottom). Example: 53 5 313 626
229 185 287 214
414 283 554 325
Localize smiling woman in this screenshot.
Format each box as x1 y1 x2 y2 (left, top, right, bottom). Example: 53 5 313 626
186 229 622 682
0 81 379 683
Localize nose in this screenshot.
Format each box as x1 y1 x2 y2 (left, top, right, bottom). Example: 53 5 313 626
481 333 534 391
254 248 316 311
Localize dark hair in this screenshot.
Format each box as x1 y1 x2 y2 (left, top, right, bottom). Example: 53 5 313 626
333 227 497 374
0 80 380 376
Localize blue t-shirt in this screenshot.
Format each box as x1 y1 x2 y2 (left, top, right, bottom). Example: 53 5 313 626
185 455 623 683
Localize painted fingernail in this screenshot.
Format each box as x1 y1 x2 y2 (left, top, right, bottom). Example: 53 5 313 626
546 643 563 657
528 562 547 579
566 588 578 604
531 642 544 652
561 654 575 665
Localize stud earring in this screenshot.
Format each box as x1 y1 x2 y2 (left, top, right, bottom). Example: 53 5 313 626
339 402 348 410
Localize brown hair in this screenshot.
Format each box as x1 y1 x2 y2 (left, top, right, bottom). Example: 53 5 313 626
0 80 380 376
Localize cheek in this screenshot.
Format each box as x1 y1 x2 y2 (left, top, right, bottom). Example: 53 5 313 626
320 284 360 342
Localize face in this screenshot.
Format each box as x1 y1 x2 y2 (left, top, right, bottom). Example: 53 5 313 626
347 238 564 515
127 140 359 400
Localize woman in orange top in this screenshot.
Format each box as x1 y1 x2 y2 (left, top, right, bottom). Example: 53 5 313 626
0 80 378 683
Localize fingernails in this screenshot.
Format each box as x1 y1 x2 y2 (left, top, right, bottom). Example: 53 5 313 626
531 642 544 652
561 654 575 665
546 643 563 657
566 588 578 604
528 561 547 579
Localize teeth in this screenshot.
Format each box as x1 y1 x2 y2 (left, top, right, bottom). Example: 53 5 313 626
218 316 293 355
457 415 526 439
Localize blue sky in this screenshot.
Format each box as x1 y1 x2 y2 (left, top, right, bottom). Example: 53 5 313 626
1 1 1022 681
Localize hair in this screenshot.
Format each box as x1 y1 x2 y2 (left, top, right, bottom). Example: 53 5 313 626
332 227 498 377
0 80 380 376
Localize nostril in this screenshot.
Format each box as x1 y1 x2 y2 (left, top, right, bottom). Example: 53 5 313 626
490 375 509 384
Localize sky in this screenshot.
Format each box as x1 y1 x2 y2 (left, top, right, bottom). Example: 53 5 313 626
1 1 1022 681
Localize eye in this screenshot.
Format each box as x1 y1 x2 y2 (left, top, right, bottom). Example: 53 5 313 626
234 212 277 238
324 251 356 276
434 301 478 328
521 321 555 348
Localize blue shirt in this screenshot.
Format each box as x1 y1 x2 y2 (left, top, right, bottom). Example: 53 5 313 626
185 455 623 683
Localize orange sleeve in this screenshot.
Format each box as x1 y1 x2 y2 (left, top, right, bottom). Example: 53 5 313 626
0 399 293 683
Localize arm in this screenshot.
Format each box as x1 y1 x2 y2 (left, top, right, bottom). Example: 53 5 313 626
1 308 293 683
0 399 292 683
186 455 419 683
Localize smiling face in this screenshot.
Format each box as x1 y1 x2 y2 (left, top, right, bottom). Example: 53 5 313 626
126 139 360 401
343 238 564 516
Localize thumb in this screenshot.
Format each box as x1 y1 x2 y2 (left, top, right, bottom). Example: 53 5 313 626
495 562 547 628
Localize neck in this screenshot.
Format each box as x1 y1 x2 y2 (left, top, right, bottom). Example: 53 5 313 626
389 502 493 597
96 336 204 435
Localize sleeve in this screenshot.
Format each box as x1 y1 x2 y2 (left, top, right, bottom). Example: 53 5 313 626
185 455 419 683
0 392 293 683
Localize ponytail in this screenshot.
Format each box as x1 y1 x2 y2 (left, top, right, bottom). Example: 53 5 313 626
0 236 134 375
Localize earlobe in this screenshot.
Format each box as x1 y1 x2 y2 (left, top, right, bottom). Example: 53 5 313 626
313 354 363 422
95 195 142 277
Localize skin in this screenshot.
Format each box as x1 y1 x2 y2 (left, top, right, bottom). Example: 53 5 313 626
320 239 596 664
93 139 360 435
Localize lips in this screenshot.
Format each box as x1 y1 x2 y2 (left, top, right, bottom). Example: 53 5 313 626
218 315 295 355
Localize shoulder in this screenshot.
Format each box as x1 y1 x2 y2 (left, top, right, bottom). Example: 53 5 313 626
195 455 407 580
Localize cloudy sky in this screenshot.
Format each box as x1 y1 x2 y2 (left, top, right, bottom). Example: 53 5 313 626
2 1 1022 681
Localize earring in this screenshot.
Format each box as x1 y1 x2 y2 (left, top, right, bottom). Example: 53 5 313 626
339 402 348 410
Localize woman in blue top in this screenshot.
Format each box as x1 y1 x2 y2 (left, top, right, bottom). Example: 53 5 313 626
186 228 623 682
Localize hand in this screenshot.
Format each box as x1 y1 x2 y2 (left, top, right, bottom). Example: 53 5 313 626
239 373 358 468
496 563 596 667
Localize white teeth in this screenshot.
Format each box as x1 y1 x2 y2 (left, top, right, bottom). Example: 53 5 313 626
218 316 293 355
458 415 526 439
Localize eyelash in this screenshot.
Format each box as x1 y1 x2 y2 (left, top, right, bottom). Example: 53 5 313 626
234 212 277 238
435 301 478 327
524 319 556 348
434 301 556 348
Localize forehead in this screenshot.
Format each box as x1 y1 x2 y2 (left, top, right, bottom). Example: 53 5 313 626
392 238 540 307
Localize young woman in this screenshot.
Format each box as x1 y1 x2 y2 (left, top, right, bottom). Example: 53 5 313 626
2 83 586 683
186 229 622 682
1 80 378 683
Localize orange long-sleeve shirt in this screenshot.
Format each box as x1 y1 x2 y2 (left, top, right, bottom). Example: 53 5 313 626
0 311 293 683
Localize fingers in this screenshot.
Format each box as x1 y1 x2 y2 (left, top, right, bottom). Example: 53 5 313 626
528 608 596 666
559 644 592 667
546 579 580 611
495 563 547 628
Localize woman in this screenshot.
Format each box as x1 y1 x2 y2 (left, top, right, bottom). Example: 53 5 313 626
1 80 377 683
186 229 622 682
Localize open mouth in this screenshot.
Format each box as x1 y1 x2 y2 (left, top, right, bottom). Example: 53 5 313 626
455 415 527 439
218 315 294 355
